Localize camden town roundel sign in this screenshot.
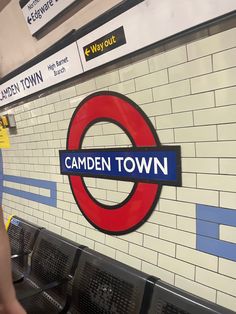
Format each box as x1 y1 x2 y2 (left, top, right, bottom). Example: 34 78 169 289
60 91 181 235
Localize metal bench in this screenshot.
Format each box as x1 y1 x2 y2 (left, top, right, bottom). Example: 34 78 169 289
15 229 85 314
148 280 235 314
9 216 235 314
67 247 155 314
7 215 42 283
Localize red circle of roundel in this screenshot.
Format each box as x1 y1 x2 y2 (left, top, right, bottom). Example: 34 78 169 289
67 91 161 235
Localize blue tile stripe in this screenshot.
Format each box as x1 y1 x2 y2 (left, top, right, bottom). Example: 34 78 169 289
197 204 236 261
197 235 236 261
2 176 57 207
196 220 219 239
4 174 56 190
0 150 57 207
197 205 236 226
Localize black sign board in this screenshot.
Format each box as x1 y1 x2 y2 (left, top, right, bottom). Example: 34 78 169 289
83 26 126 61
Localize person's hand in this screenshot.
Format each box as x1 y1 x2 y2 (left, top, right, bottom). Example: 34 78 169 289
0 298 26 314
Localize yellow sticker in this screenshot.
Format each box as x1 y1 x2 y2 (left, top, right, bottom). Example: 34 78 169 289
5 215 14 231
1 116 9 128
0 126 10 148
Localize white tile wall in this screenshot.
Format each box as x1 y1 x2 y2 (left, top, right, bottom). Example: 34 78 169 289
2 26 236 311
153 79 191 101
135 69 168 91
172 92 215 113
194 105 236 125
177 187 218 206
119 60 149 81
168 56 212 82
144 235 176 257
220 191 236 210
220 225 236 244
176 246 218 271
196 268 236 297
175 276 216 302
160 226 196 248
148 46 187 72
158 254 195 280
187 28 236 60
141 261 174 285
217 292 236 312
215 86 236 107
213 47 236 71
191 67 236 93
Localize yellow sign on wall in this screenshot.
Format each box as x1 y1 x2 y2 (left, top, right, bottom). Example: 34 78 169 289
0 126 10 148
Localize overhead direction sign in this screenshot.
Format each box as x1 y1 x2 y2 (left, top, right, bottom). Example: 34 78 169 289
77 0 236 71
60 91 181 235
1 0 236 107
83 27 126 62
21 0 77 35
0 43 82 107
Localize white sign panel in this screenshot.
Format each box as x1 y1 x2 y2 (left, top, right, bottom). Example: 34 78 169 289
77 0 236 71
1 0 236 107
0 43 83 107
21 0 77 35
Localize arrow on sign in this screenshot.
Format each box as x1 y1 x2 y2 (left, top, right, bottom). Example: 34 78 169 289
27 16 32 24
85 48 91 57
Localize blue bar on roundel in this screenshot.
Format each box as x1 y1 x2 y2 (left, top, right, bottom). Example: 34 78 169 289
59 147 181 186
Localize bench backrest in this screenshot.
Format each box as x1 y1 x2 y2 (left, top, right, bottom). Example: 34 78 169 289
68 248 154 314
19 229 85 312
8 215 42 276
148 280 235 314
8 216 41 256
30 229 82 285
29 229 84 309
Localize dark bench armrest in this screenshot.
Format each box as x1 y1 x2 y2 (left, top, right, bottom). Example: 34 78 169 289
11 251 31 260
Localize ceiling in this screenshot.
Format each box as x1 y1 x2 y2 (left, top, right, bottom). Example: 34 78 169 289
0 0 11 12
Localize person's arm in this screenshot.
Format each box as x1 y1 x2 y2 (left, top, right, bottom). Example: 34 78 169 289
0 209 26 314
